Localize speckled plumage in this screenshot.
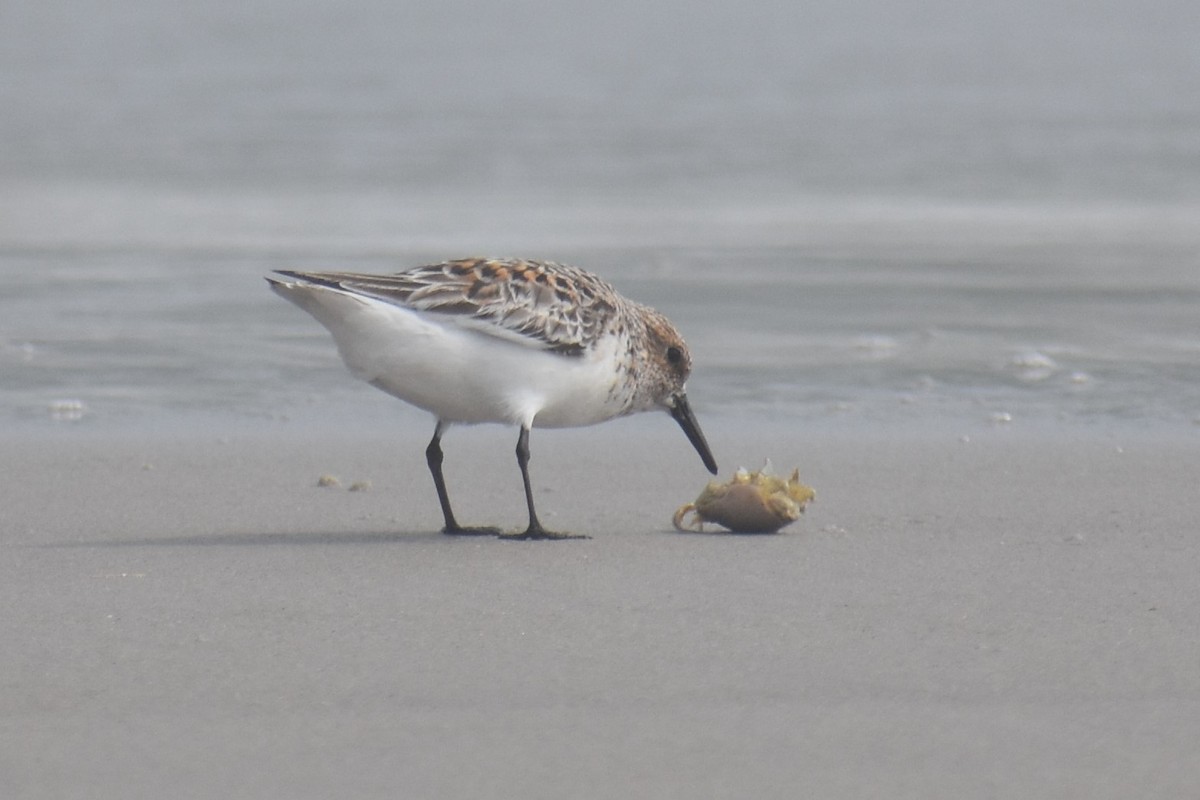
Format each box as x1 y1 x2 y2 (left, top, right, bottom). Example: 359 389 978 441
267 257 716 539
292 258 621 355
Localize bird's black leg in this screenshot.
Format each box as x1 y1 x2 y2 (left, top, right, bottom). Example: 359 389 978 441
426 422 499 536
499 424 588 540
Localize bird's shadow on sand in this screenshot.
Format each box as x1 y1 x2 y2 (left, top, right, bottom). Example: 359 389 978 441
32 529 457 548
31 528 773 548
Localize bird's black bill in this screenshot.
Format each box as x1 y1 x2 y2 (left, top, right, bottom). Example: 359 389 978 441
669 393 718 474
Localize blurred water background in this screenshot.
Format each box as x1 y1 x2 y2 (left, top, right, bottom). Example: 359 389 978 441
2 0 1198 434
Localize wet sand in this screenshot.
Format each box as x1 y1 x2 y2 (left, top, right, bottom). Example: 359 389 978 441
2 421 1198 798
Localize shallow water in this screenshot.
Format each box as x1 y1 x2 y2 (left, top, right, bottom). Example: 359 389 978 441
3 0 1198 434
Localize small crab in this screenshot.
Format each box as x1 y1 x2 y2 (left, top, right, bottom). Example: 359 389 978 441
673 462 815 534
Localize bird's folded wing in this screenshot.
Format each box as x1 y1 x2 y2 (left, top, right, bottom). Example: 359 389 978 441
277 259 619 356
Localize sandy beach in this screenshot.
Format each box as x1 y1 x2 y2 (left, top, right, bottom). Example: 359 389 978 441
3 421 1197 798
5 0 1199 795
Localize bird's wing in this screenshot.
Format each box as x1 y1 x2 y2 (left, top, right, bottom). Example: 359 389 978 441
275 258 620 355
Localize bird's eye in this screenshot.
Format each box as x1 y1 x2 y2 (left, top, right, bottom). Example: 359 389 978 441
666 346 682 365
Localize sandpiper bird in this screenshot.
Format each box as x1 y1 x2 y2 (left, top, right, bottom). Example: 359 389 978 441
267 257 717 539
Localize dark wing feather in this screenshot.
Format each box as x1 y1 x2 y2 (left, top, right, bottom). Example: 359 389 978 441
275 259 620 355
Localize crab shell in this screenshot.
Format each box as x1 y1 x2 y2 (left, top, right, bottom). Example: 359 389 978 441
673 467 815 533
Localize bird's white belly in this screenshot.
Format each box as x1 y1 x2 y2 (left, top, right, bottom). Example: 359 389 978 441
303 289 628 427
